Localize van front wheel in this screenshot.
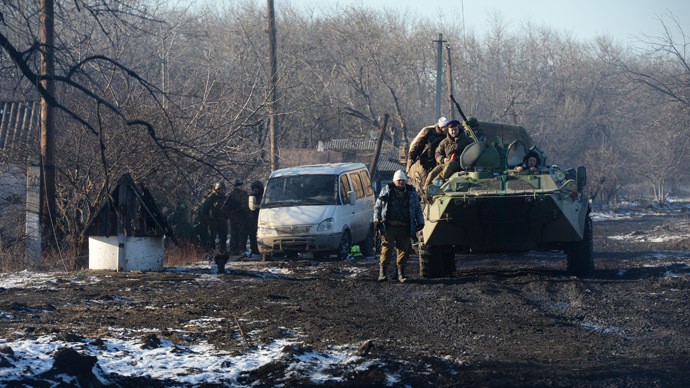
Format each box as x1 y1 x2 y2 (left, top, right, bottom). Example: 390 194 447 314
335 232 351 261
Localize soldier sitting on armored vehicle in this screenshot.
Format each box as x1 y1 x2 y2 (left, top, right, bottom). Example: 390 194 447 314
405 117 448 192
514 150 541 174
424 119 474 187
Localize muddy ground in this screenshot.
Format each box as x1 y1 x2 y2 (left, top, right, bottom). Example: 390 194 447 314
1 204 689 387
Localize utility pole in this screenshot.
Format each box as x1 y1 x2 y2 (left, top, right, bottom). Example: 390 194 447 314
40 0 57 254
433 33 446 120
445 44 454 120
267 0 279 171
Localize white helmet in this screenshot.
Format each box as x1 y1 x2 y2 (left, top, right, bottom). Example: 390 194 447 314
437 116 448 127
393 170 407 181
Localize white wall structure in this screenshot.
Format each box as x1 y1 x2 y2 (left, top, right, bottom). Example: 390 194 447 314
84 173 171 272
88 236 164 272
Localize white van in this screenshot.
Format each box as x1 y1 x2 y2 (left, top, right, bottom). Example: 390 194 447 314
257 163 375 260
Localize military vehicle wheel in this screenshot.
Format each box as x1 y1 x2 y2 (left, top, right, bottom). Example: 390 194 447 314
359 226 375 257
441 246 456 276
407 161 429 199
419 244 446 278
335 232 352 261
566 215 594 277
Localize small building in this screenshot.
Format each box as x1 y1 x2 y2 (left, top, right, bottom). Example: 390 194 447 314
0 100 41 261
83 173 173 272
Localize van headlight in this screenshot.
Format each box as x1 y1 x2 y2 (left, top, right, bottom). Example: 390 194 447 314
258 224 276 236
317 217 334 232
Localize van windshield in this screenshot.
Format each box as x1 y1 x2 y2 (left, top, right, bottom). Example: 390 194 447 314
263 174 339 208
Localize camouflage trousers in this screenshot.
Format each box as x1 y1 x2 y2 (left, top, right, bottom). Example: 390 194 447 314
425 160 462 187
229 216 249 255
379 224 411 268
207 219 228 254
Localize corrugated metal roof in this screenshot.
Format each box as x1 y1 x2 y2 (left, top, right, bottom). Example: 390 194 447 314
376 156 404 172
322 138 378 151
319 138 403 172
0 101 39 162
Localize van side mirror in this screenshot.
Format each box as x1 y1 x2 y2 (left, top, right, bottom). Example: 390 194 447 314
576 166 587 189
348 190 356 206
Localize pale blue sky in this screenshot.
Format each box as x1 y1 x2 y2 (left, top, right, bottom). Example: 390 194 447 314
180 0 689 44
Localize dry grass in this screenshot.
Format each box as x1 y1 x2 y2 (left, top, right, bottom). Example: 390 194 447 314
0 240 31 272
164 242 206 266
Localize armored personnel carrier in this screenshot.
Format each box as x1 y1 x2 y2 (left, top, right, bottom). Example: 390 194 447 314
417 121 593 278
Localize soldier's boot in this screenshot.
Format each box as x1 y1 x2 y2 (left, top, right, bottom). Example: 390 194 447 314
215 255 227 274
397 265 407 283
378 263 388 282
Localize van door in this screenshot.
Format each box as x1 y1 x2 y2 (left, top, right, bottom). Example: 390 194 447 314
359 169 375 231
338 173 356 238
347 170 372 243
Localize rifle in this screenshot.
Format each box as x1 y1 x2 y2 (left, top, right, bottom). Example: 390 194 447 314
450 94 479 142
375 220 386 238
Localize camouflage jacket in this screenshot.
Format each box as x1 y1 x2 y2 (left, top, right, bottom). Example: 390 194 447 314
227 188 250 219
196 190 228 222
435 133 474 165
374 183 424 237
407 125 445 168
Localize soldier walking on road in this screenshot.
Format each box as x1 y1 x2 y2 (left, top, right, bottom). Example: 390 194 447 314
194 182 229 254
374 170 424 283
228 179 250 256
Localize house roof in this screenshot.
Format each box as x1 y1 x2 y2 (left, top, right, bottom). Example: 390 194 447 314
0 101 39 162
279 136 404 174
321 138 378 151
319 138 404 173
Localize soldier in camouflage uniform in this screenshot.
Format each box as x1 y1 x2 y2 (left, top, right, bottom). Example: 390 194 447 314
425 119 474 187
405 117 448 193
169 204 194 243
227 179 250 256
195 182 229 254
374 170 424 283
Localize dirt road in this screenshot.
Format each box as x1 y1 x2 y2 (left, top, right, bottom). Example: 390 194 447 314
1 205 689 386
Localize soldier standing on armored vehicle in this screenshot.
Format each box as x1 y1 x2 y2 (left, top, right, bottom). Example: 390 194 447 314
425 119 474 187
405 117 448 192
228 179 250 256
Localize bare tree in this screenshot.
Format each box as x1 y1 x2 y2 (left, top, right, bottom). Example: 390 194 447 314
617 13 690 201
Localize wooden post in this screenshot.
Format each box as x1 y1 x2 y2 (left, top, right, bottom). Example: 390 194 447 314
40 0 57 251
369 114 389 183
445 44 455 120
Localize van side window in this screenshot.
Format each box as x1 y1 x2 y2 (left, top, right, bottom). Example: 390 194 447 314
349 172 365 200
358 170 374 196
339 174 351 204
